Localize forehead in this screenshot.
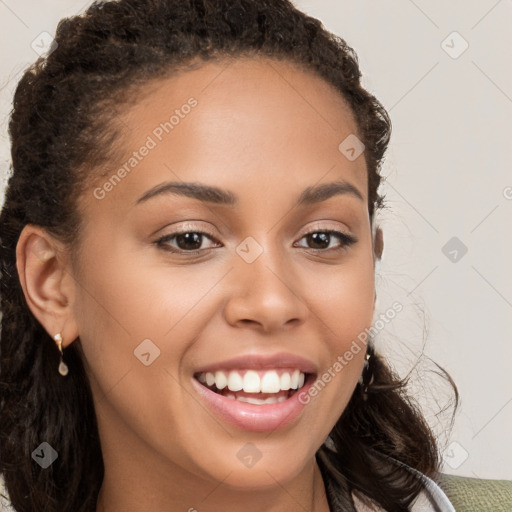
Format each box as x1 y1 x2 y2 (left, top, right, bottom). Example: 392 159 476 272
87 57 368 213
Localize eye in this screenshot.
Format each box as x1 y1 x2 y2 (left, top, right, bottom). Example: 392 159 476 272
294 229 357 252
155 230 221 254
154 227 357 255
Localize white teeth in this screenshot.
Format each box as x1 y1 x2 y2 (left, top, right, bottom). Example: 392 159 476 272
280 372 291 390
214 371 227 390
236 395 287 405
196 368 307 394
261 371 281 393
242 370 261 393
205 372 215 387
290 369 300 389
227 371 243 392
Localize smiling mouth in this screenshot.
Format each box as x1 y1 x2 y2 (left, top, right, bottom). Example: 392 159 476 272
193 368 313 405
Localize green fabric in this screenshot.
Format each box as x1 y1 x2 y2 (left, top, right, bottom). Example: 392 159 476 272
436 473 512 512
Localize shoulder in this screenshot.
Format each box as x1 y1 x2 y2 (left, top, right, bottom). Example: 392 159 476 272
407 471 455 512
318 449 456 512
435 473 512 512
350 473 455 512
351 471 512 512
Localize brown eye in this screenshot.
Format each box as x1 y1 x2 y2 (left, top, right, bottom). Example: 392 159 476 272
155 231 220 254
296 230 357 251
174 232 203 251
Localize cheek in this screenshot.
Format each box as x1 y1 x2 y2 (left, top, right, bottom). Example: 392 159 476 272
70 241 160 391
298 253 374 414
71 241 225 386
303 250 376 339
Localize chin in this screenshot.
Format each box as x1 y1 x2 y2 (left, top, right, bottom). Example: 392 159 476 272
192 445 313 491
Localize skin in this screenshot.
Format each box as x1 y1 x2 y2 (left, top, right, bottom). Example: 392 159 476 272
16 57 384 512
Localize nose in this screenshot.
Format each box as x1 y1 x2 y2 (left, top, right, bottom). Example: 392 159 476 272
223 244 310 333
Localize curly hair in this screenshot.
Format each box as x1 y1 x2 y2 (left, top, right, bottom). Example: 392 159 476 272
0 1 457 511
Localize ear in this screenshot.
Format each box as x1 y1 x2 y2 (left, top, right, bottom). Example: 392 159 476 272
372 225 384 262
372 225 384 307
15 224 79 348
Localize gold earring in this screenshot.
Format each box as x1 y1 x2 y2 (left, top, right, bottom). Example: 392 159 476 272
53 333 69 376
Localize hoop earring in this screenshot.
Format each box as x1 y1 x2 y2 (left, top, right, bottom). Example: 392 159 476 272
53 333 69 376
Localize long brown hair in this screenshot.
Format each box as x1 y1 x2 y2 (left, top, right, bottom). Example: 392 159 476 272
0 1 457 510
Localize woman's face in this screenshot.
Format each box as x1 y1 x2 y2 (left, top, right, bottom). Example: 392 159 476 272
70 57 377 491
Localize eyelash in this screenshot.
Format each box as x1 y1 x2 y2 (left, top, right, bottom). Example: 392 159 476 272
154 226 357 256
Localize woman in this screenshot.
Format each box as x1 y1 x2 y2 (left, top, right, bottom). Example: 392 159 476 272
0 0 457 510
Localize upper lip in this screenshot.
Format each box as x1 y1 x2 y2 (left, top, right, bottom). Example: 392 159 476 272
193 352 318 375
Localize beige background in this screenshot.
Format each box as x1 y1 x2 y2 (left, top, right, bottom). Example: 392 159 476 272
1 0 511 480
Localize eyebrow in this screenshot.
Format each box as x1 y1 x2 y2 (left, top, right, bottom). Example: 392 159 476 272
135 179 364 207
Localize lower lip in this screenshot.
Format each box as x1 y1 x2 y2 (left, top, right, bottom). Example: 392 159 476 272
191 375 315 432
